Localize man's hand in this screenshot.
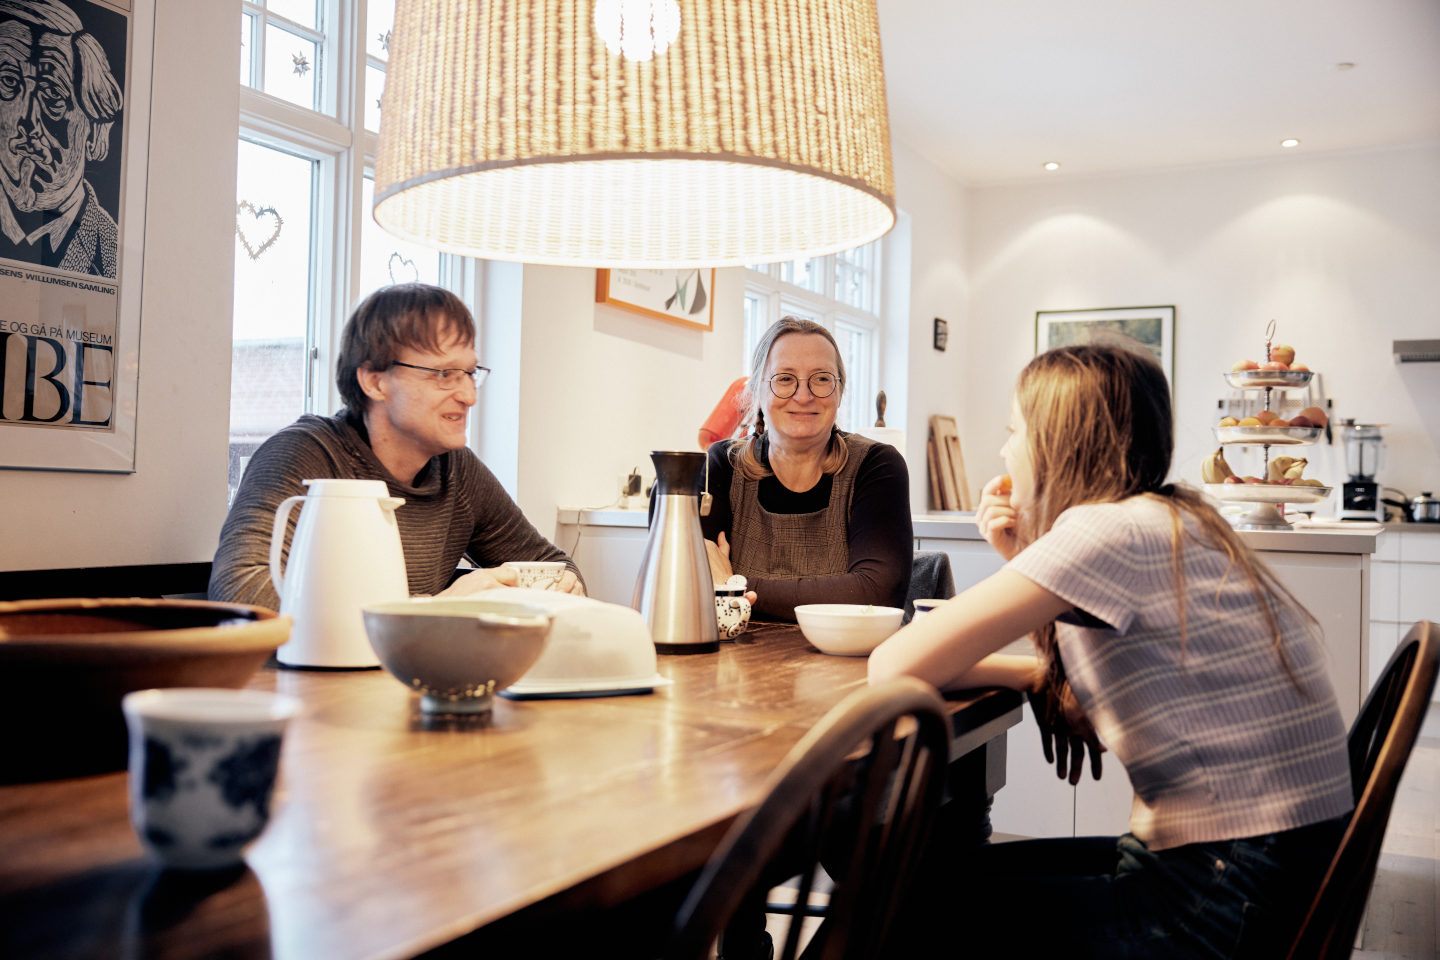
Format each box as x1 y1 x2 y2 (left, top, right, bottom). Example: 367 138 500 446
976 474 1021 561
436 566 519 597
1026 682 1105 785
555 570 586 596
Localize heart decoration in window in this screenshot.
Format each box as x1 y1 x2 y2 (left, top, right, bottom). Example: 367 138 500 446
387 252 419 284
236 201 283 261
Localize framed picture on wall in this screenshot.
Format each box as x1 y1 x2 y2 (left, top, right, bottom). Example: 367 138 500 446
0 0 154 473
595 268 716 331
1035 305 1176 385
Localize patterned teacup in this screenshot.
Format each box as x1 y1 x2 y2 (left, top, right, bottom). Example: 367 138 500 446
504 561 567 590
122 688 299 870
714 575 752 639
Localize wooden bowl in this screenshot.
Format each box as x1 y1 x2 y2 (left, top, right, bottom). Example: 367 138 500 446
0 598 290 782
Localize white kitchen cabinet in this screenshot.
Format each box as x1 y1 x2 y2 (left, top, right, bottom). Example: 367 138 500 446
1368 527 1440 703
554 508 649 606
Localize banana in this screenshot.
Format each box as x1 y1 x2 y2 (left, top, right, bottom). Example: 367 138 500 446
1201 447 1236 484
1266 456 1308 482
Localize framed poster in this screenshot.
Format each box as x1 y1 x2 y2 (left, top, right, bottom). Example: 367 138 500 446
596 268 716 331
0 0 152 473
1035 305 1175 384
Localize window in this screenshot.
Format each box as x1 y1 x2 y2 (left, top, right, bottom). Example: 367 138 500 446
744 240 884 433
231 0 459 503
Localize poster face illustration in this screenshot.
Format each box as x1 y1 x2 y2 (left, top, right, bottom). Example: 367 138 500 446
0 0 146 472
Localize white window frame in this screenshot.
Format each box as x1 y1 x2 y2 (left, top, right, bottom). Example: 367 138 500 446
236 0 474 425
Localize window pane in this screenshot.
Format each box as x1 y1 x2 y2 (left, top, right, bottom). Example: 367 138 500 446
358 177 441 302
833 241 876 312
834 322 871 433
363 63 385 133
367 0 395 60
264 24 319 110
231 141 316 502
268 0 318 30
779 257 823 294
240 13 255 87
742 292 768 375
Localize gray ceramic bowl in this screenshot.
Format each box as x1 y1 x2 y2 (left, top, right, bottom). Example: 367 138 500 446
361 599 552 714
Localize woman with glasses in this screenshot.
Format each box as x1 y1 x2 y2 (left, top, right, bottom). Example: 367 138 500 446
700 316 911 622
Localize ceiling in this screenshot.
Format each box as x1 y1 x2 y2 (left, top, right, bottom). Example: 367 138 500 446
876 0 1440 187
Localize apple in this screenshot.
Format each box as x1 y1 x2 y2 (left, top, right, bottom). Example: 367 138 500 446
1259 360 1289 371
1255 410 1279 424
1238 416 1263 426
1270 418 1290 427
1297 406 1328 427
1219 416 1240 427
1231 359 1259 372
1224 475 1244 484
1290 363 1310 372
1288 415 1313 428
1270 344 1296 366
1243 476 1264 484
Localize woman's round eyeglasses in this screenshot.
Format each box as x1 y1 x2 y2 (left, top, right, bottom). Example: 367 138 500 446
765 373 841 399
390 360 491 390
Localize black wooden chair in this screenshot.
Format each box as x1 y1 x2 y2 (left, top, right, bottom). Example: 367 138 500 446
1287 619 1438 959
665 677 951 960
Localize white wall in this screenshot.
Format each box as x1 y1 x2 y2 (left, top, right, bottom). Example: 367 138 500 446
965 143 1440 500
506 266 749 537
0 1 238 572
891 140 973 510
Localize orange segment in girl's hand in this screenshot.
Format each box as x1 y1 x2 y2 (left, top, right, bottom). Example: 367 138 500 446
998 475 1012 494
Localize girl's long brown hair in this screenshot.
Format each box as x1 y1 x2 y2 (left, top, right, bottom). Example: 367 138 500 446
1015 342 1310 704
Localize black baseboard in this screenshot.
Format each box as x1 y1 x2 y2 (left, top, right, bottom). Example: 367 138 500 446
0 562 213 602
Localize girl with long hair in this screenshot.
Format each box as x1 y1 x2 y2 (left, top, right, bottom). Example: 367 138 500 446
869 342 1352 957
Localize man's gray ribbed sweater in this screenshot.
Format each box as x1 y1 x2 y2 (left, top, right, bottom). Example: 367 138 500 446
208 413 579 608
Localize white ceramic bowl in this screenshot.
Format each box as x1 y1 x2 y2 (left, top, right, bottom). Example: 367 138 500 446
794 604 905 656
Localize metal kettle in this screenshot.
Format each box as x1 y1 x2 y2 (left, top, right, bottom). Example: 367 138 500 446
633 451 719 654
1412 492 1440 523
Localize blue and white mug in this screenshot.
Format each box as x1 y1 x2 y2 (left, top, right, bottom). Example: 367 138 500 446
122 688 300 871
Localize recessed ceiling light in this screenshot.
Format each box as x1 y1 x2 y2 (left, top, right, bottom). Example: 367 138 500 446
1042 161 1061 171
1280 138 1300 148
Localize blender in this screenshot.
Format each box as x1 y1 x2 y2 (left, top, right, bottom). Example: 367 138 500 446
1337 421 1386 522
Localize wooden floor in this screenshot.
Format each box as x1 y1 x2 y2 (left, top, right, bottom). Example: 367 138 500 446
1354 702 1439 959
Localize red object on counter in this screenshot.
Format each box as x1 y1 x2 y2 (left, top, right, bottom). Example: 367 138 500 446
699 377 749 449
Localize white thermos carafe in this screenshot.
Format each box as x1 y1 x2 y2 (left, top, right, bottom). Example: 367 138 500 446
269 478 407 667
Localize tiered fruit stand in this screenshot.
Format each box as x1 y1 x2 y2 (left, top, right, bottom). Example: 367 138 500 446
1204 338 1329 531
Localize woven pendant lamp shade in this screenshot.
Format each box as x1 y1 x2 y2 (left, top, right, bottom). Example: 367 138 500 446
374 0 896 268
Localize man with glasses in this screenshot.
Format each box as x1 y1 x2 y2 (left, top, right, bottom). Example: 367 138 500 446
209 283 584 607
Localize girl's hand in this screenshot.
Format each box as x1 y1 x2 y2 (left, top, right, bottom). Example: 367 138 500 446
976 474 1021 561
1026 681 1105 785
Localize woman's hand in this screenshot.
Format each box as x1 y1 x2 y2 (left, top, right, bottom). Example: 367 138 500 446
1026 681 1105 785
976 474 1021 561
705 532 735 583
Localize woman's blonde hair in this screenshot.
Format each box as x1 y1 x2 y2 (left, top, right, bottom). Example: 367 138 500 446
729 317 849 480
1015 342 1310 702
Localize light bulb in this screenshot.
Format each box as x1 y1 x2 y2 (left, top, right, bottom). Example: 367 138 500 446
594 0 681 62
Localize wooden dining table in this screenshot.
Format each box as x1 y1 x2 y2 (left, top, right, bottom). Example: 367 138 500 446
0 623 1022 960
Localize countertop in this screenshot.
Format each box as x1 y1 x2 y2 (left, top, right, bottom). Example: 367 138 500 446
557 507 1388 554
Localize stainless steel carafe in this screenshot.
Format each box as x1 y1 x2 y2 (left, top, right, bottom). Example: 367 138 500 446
633 451 719 654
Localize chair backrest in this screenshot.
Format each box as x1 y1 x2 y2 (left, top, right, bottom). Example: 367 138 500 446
667 677 951 960
904 551 956 623
1287 619 1438 959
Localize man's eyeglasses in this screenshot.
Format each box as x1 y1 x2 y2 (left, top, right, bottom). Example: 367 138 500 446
390 361 491 390
765 373 841 399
